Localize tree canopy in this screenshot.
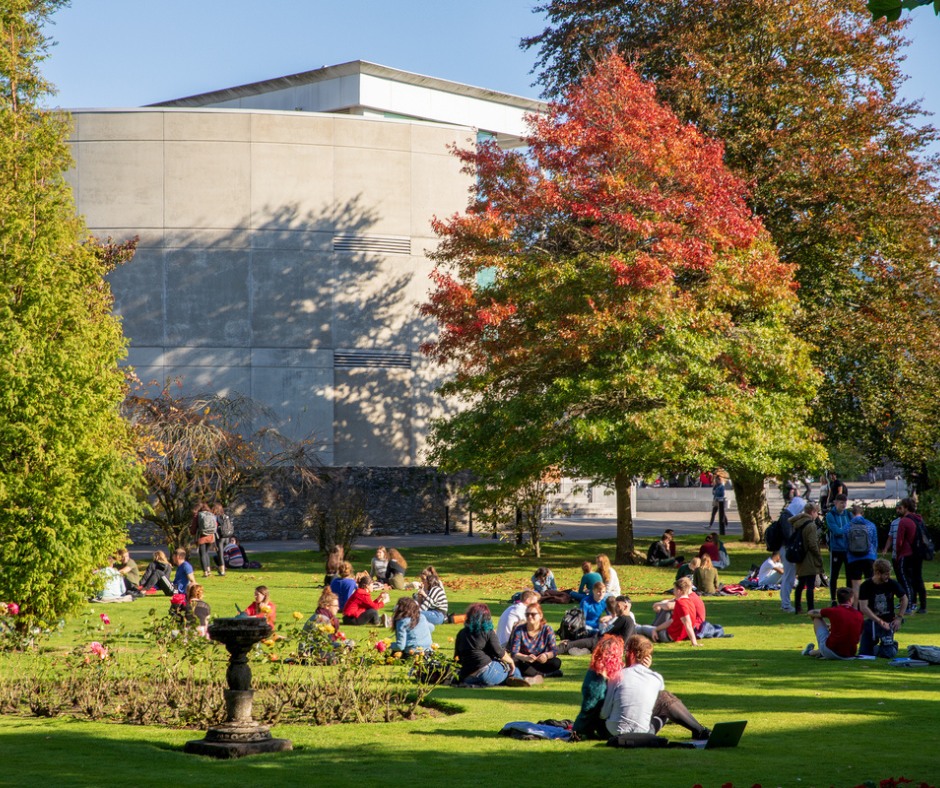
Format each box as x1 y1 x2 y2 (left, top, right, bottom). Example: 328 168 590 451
524 0 940 480
423 55 823 558
0 1 144 624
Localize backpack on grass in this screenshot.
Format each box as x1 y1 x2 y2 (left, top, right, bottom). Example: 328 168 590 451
558 608 587 641
785 525 807 564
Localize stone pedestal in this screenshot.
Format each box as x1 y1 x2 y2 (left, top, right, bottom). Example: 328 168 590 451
185 618 293 759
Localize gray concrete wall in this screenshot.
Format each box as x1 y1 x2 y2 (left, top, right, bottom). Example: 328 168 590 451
67 108 473 466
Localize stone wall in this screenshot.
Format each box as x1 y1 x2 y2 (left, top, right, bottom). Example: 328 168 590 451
128 466 471 545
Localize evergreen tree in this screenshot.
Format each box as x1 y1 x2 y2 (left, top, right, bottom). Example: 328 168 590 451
0 1 143 624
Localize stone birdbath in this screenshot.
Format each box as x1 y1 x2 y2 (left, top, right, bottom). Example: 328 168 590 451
184 616 293 758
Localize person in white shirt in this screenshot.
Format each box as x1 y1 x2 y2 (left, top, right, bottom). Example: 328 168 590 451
758 553 785 587
601 634 710 740
497 589 539 646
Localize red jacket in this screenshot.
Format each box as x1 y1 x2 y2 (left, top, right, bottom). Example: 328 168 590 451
343 588 385 619
896 516 917 559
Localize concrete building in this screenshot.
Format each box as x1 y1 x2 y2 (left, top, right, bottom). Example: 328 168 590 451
67 61 543 467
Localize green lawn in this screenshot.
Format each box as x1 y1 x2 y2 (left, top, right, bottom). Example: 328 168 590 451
2 537 939 788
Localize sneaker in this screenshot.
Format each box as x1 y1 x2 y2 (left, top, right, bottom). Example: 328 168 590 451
504 677 529 687
543 669 564 679
523 675 544 686
380 613 391 627
568 647 591 656
556 640 569 655
780 605 794 612
802 642 814 656
692 727 711 741
144 588 158 596
916 608 927 614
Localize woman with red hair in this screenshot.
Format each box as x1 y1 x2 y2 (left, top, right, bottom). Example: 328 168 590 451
572 635 625 739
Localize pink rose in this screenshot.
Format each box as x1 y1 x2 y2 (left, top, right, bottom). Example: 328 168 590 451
88 641 109 659
7 602 19 616
375 641 387 652
100 613 111 625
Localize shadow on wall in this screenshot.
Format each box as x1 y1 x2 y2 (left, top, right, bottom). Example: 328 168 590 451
111 194 446 463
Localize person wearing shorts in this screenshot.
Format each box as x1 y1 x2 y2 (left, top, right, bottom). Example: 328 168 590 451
845 504 877 602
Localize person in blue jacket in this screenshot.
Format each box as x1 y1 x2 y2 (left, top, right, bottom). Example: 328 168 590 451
389 597 434 655
580 581 608 633
826 494 851 604
846 504 878 601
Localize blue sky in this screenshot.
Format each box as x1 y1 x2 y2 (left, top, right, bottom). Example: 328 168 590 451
42 1 939 152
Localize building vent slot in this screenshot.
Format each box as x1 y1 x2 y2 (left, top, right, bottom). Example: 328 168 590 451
334 350 412 369
333 235 411 256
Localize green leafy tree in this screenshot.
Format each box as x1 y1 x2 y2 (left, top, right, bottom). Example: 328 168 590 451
0 1 144 624
867 0 938 22
524 0 940 497
423 55 822 559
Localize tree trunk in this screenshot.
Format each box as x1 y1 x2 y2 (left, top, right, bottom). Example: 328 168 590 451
732 469 769 542
614 470 637 563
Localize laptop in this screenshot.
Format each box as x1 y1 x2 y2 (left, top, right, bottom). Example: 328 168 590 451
691 720 748 749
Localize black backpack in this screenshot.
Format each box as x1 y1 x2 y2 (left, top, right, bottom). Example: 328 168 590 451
218 513 235 538
558 608 587 641
765 514 784 553
911 514 935 561
785 524 807 564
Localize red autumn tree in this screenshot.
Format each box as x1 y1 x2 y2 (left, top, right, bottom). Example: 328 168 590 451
423 55 823 557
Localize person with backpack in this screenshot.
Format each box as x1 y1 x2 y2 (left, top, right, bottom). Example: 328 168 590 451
190 502 219 578
790 501 823 615
845 504 878 602
212 502 233 577
896 498 927 614
778 496 805 611
825 494 852 605
857 559 909 658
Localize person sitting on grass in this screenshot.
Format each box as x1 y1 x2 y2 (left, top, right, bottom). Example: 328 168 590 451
580 581 609 634
508 603 563 679
413 566 448 626
857 560 909 659
330 562 357 610
571 561 603 601
172 548 195 595
497 589 540 646
185 583 211 637
693 553 721 595
635 577 700 646
138 550 173 595
560 595 636 655
675 557 699 583
647 532 682 568
532 566 557 594
601 634 710 740
245 585 277 627
758 553 785 588
300 588 350 658
453 603 535 687
572 635 625 740
114 548 140 596
323 545 344 588
801 587 864 660
343 575 389 626
370 546 389 583
389 596 434 655
93 556 130 602
384 548 408 590
596 553 621 596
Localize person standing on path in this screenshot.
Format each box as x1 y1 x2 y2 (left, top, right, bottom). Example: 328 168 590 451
709 473 728 534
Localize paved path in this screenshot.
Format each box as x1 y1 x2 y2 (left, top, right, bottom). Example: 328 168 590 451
129 482 902 560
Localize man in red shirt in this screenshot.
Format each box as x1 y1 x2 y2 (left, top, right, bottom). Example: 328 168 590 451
802 587 863 659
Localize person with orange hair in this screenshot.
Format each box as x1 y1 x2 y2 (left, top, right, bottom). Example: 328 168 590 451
572 635 624 739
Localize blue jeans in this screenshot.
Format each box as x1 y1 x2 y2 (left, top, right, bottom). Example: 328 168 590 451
464 660 522 686
423 610 446 626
